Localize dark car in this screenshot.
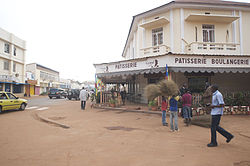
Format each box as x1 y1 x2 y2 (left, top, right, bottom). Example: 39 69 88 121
67 89 80 100
48 88 66 99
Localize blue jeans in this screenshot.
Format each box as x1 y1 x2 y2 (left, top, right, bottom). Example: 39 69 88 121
170 111 178 130
81 101 86 110
162 110 167 124
183 106 192 119
211 115 233 144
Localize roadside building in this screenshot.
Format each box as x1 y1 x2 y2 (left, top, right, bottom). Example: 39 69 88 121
94 0 250 104
70 80 82 89
60 78 71 90
26 63 60 95
25 71 37 96
0 27 27 96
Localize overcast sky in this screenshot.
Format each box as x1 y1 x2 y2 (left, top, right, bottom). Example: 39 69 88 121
0 0 249 82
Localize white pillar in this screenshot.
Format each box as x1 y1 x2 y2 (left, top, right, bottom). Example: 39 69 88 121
232 10 237 43
180 8 184 53
239 11 243 54
170 9 174 52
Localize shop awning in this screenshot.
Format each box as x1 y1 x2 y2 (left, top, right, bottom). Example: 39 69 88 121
97 67 250 79
97 67 166 78
0 81 28 85
169 67 250 73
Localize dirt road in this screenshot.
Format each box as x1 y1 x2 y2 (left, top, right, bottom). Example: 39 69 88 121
0 98 250 166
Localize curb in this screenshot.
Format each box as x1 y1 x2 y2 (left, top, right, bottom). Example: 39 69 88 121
93 106 162 115
35 113 70 129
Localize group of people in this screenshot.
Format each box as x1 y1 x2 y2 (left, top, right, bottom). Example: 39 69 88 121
161 87 192 132
161 83 234 147
79 83 234 147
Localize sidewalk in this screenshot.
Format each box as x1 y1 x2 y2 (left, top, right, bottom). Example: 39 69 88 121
94 102 162 115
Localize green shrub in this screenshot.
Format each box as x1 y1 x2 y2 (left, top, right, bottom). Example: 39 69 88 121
148 100 157 107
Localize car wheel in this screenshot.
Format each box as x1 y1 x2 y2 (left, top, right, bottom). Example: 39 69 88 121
19 103 26 111
68 98 71 100
0 106 2 113
49 97 52 99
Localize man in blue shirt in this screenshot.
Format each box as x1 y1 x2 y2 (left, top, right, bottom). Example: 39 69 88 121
207 85 234 147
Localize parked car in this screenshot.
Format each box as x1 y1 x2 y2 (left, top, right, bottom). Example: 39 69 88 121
67 89 80 100
0 91 28 113
48 88 66 99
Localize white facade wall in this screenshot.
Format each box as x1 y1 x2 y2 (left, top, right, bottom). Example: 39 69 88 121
0 27 26 94
122 2 250 60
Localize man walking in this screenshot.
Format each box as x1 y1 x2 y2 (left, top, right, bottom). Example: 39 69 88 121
79 87 88 110
207 85 234 147
182 90 192 126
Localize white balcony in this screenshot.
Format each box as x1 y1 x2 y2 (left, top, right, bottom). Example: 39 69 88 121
185 42 240 55
140 45 171 57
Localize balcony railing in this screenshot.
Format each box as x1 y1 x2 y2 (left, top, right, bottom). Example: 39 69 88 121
185 42 240 55
140 45 170 57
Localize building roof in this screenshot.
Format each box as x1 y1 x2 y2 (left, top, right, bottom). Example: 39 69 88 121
37 64 59 73
27 63 59 74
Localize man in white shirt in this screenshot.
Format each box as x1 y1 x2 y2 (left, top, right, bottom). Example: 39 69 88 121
207 85 234 147
79 87 88 110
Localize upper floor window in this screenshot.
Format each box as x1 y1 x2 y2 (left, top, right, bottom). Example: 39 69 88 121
4 60 10 70
13 62 16 72
202 25 215 42
152 27 163 46
4 43 10 54
14 47 17 56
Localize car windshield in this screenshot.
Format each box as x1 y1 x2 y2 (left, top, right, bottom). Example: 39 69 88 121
6 93 17 99
50 89 58 92
0 93 8 99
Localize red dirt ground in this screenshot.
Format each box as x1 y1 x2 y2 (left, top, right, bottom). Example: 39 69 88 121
0 100 250 166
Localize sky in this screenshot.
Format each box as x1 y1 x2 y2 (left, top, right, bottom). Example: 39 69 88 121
0 0 249 82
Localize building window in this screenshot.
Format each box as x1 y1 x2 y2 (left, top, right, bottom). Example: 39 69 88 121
152 27 163 46
14 47 17 56
13 85 23 93
4 60 10 70
4 43 10 53
13 62 16 72
188 77 208 93
0 84 3 91
202 25 215 42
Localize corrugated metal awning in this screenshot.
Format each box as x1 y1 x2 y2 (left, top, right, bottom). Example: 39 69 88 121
97 67 250 78
97 67 166 78
170 67 250 73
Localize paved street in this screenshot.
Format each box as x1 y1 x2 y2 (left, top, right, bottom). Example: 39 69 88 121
0 96 250 166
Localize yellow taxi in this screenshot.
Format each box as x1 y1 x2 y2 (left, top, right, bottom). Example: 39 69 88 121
0 91 28 113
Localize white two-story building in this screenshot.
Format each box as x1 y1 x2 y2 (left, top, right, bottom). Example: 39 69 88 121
0 28 26 96
94 0 250 103
26 63 60 95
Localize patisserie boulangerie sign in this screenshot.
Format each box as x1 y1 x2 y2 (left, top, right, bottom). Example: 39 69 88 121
174 57 249 65
95 55 250 74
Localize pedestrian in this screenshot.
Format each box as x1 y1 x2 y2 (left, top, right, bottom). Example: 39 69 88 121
79 87 88 110
169 95 179 132
207 85 234 147
120 84 126 105
179 83 187 96
161 96 168 126
205 81 210 90
182 90 192 126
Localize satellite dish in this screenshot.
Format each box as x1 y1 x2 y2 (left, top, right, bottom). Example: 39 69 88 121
15 73 19 77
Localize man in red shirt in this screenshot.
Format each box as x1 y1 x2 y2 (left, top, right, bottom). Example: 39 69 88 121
182 90 192 126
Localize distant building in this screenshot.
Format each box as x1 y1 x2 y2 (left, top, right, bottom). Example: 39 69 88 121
0 27 26 96
26 63 60 95
60 78 71 90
